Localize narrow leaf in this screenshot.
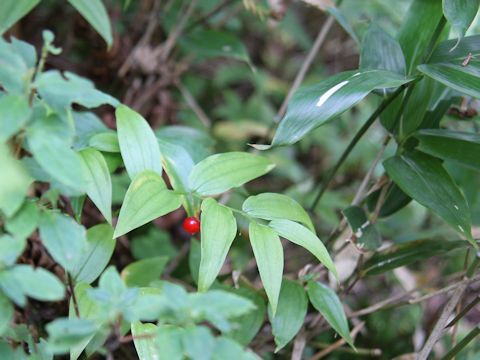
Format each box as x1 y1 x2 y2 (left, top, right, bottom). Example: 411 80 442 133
307 281 354 348
114 171 182 238
116 105 163 179
384 152 474 246
268 70 413 147
249 222 284 316
67 0 113 48
269 279 308 352
198 198 237 291
269 219 337 277
70 224 115 284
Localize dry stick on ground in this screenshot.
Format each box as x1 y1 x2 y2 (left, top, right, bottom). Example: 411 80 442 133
118 0 162 77
177 82 212 127
417 282 469 360
308 321 365 360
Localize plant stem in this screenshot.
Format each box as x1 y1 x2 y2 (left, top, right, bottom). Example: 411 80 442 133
309 84 408 211
441 326 480 360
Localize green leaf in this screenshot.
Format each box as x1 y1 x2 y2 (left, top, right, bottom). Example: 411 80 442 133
326 6 359 45
415 129 480 171
307 281 353 349
39 211 88 272
443 0 480 39
67 0 113 48
0 0 40 35
35 71 118 112
342 206 382 250
397 0 443 74
88 132 120 152
0 37 29 94
189 152 274 196
27 117 88 193
114 171 182 238
366 183 412 218
0 292 13 335
131 322 163 360
418 62 480 99
158 139 194 192
198 198 237 292
116 105 163 179
227 288 266 346
0 94 31 143
360 23 405 75
0 144 31 217
269 219 337 277
182 30 251 65
121 256 169 287
212 337 260 360
189 238 201 285
0 235 25 267
384 152 474 246
5 200 38 240
70 224 115 284
267 70 413 147
249 222 283 316
269 279 308 352
361 239 466 276
243 192 314 231
46 318 98 354
79 148 112 223
429 35 480 63
10 264 65 303
182 326 215 360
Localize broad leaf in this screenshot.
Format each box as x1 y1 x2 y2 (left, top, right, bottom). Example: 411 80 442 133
131 322 162 360
0 0 40 35
429 35 480 63
269 279 308 352
342 205 382 250
182 326 215 360
189 152 274 195
243 193 314 231
384 152 474 245
227 288 266 346
266 70 413 147
116 105 163 179
79 148 112 223
0 94 31 143
198 198 237 291
361 239 466 276
366 183 412 218
27 116 88 193
0 293 13 335
10 264 65 303
68 0 113 48
35 71 118 112
114 171 182 238
38 211 88 272
89 132 120 153
5 200 39 240
46 318 98 354
71 224 115 284
443 0 480 39
121 257 168 287
415 129 480 171
212 337 260 360
0 235 25 267
249 222 283 316
269 219 337 277
0 144 31 217
360 23 405 75
307 281 354 348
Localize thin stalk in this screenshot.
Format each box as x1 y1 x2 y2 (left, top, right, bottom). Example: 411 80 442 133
445 295 480 329
309 84 408 211
441 326 480 360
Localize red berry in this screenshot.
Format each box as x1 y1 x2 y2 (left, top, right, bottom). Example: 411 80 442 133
183 217 200 235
